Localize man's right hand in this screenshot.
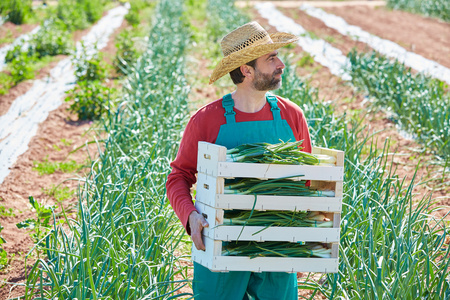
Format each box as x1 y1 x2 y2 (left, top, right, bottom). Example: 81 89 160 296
188 210 209 251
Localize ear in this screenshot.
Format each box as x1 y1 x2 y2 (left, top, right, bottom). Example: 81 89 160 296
240 64 254 79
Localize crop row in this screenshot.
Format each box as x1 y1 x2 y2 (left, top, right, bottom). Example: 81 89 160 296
21 0 191 298
0 0 109 94
208 0 449 298
347 50 450 158
387 0 449 22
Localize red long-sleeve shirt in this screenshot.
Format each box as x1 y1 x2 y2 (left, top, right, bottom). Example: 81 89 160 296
166 95 312 234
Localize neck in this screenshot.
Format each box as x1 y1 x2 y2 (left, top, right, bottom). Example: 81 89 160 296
232 86 267 113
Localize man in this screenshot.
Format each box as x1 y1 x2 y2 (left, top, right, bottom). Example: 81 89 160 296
166 21 312 299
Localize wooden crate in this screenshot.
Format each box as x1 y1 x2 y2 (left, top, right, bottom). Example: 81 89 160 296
192 142 344 273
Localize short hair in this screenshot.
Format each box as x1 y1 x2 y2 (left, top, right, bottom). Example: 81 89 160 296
229 58 257 84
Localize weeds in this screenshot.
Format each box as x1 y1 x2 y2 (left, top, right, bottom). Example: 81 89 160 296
32 158 83 175
16 196 57 248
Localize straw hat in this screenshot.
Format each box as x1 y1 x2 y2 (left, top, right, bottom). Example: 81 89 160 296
209 21 299 84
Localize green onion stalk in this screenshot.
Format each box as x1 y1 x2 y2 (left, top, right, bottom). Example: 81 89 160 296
226 140 336 166
223 210 333 228
224 177 335 197
222 241 332 258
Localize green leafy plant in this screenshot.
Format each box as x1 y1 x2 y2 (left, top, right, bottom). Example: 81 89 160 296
65 80 115 120
387 0 449 22
53 0 104 31
0 72 14 95
9 52 36 84
0 205 15 217
72 43 108 82
32 158 83 175
16 196 56 247
28 19 73 58
0 224 7 270
347 50 450 157
114 29 139 75
43 185 76 203
0 0 33 25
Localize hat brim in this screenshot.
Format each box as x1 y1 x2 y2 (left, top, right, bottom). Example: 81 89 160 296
209 32 299 84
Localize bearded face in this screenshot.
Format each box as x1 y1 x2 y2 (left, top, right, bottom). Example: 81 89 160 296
252 67 283 91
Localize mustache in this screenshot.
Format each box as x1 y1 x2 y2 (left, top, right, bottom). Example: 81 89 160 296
274 69 283 76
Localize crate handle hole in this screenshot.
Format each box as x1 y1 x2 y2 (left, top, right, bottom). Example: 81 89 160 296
203 184 209 190
202 213 208 220
204 154 211 160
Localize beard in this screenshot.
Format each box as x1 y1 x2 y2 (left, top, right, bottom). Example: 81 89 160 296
252 68 283 91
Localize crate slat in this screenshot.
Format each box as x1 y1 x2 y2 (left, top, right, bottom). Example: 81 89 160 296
217 162 344 181
211 226 340 243
213 256 339 273
215 194 342 212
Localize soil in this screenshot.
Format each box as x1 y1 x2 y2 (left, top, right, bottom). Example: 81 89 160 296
322 5 450 68
0 1 449 299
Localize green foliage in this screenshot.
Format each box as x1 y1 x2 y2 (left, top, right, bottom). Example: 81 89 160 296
0 28 14 45
72 43 108 82
125 0 149 27
65 80 115 120
297 52 315 68
24 0 192 297
43 185 76 203
0 223 7 270
0 205 16 217
114 29 139 75
9 52 36 84
16 196 57 247
347 50 450 157
278 56 450 299
33 158 83 175
0 72 14 95
0 0 33 25
54 0 105 31
3 19 72 87
387 0 449 22
28 19 73 58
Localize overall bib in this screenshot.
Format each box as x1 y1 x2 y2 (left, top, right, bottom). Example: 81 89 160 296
193 93 298 300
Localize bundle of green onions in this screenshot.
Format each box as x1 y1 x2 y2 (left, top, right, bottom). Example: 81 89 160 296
226 140 336 166
222 241 332 258
223 210 332 228
224 177 335 197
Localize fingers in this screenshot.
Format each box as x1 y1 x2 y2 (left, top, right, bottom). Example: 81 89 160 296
189 211 209 251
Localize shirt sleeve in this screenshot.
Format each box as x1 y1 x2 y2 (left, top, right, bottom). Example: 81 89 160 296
166 114 201 235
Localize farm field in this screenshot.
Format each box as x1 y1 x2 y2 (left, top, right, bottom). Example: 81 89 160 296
0 0 448 299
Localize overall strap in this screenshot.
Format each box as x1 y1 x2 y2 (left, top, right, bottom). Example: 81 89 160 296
222 93 236 124
266 93 282 121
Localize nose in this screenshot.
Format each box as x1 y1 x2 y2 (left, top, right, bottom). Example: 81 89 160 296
276 57 285 70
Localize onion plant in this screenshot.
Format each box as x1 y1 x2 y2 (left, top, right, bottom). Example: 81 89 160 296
386 0 449 22
21 0 193 299
347 50 450 158
278 56 450 299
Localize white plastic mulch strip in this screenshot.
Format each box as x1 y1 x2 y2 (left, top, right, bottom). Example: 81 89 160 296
0 26 41 71
255 2 351 81
300 4 450 85
0 5 128 185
